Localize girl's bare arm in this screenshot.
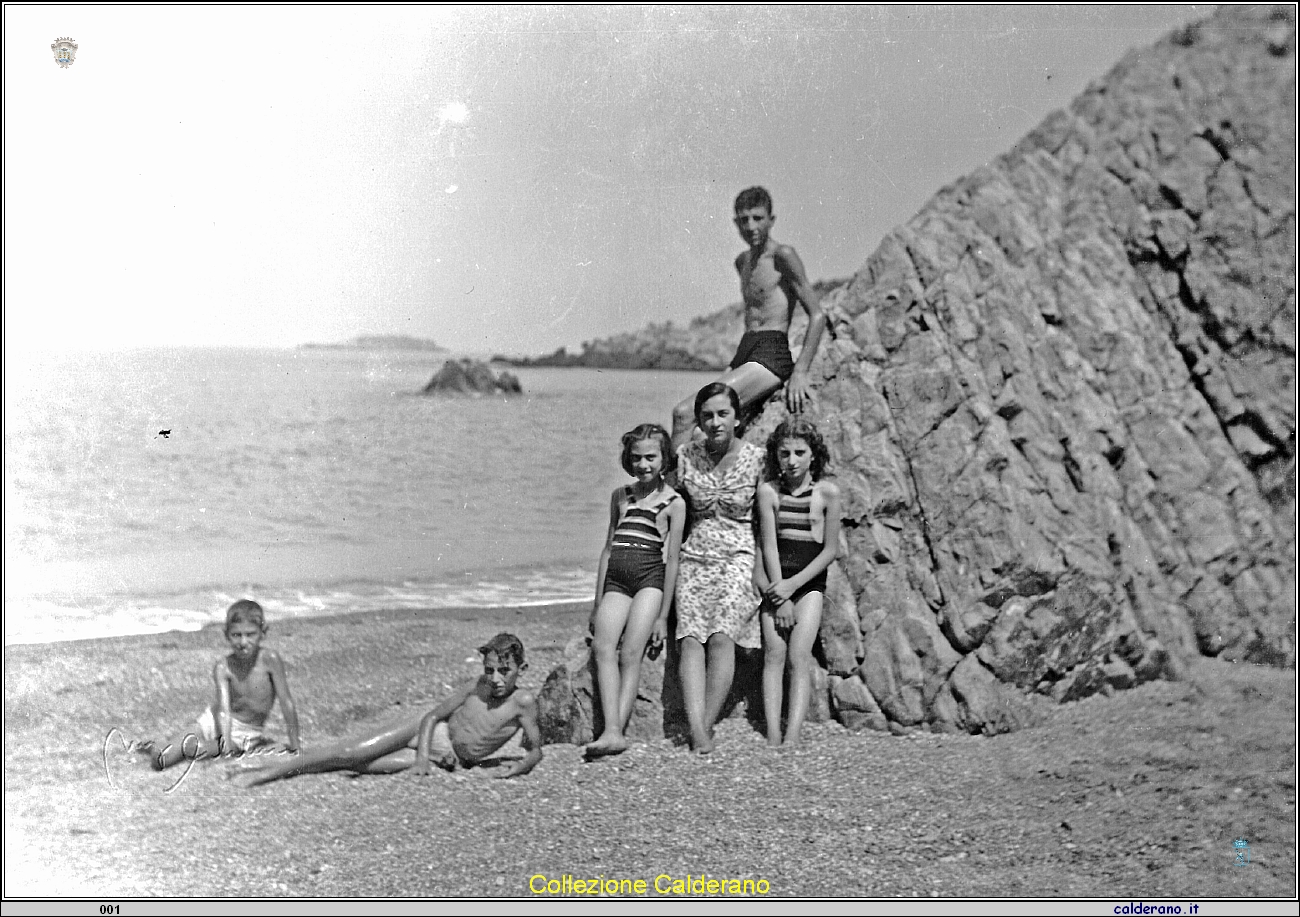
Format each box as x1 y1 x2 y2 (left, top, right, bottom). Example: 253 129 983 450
756 483 784 589
654 496 687 644
756 482 797 626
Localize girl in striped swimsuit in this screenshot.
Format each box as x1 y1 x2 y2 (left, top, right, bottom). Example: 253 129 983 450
755 418 841 747
585 423 685 759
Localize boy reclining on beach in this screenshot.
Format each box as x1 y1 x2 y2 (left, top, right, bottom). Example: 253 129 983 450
240 632 542 785
140 599 301 770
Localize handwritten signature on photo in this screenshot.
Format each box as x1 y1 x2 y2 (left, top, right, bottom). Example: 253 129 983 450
101 727 297 794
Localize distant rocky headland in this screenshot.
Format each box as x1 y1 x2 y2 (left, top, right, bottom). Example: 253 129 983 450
300 335 448 352
495 279 849 371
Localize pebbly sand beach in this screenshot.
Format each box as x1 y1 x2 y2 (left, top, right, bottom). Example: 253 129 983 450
4 601 1295 899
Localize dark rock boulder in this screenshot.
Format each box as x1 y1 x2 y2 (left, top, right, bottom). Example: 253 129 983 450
421 359 522 395
829 672 888 732
535 634 779 747
536 635 670 745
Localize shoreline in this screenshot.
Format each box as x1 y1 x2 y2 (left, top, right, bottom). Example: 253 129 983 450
2 597 592 651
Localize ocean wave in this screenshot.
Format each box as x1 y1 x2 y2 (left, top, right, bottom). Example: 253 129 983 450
3 566 596 646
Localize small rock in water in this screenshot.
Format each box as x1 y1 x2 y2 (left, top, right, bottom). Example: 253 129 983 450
422 359 522 396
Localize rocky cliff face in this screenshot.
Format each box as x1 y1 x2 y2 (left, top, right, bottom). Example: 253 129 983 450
539 5 1295 740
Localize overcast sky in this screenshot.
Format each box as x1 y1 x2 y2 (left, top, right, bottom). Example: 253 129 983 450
4 5 1208 355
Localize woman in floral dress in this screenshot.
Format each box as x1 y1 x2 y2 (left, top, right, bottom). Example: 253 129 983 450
674 382 765 753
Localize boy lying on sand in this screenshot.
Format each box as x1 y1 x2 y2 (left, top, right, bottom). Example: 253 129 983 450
240 632 542 785
139 599 300 769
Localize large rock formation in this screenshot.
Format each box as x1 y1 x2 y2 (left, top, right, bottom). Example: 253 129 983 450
539 5 1295 740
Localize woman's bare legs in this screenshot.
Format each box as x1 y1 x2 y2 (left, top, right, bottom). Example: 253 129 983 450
680 632 737 754
702 633 736 736
678 636 713 753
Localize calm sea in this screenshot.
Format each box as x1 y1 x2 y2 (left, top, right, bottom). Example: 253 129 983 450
3 348 711 644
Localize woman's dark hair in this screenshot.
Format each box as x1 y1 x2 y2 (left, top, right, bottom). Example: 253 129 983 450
620 423 676 477
765 418 832 482
693 382 742 423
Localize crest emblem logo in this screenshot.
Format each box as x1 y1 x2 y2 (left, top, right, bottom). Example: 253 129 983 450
51 37 78 69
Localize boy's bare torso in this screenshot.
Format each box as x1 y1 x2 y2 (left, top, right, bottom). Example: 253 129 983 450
220 650 278 726
738 241 797 333
447 679 528 762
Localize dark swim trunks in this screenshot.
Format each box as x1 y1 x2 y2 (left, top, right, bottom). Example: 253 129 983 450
729 330 795 382
778 538 828 605
604 546 666 597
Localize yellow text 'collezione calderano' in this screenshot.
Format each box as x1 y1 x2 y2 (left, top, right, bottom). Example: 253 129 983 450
529 874 770 896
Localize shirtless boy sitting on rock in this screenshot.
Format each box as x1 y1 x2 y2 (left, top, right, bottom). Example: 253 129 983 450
239 633 542 785
671 186 827 448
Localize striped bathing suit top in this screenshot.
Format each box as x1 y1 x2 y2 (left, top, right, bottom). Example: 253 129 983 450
777 483 820 546
612 486 678 551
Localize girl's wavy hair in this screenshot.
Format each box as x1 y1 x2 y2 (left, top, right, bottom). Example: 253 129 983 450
620 423 676 477
765 418 832 482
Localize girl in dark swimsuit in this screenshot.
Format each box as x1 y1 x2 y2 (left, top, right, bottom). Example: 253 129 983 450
755 418 841 748
585 424 685 759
